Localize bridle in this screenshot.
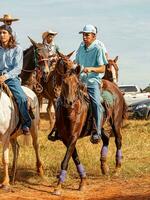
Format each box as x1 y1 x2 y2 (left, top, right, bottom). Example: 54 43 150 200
22 45 49 94
33 47 49 68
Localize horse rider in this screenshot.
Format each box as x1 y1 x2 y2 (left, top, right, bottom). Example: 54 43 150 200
0 24 31 135
94 26 109 60
42 29 59 67
0 14 20 44
75 24 108 144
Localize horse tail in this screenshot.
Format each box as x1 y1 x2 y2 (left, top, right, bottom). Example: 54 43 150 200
122 97 128 120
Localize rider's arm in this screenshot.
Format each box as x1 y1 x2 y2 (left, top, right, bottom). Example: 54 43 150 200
83 65 105 74
5 46 23 80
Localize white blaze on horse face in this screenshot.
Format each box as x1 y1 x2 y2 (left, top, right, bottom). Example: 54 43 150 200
111 65 117 83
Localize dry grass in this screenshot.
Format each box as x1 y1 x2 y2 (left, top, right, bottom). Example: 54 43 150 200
0 116 150 185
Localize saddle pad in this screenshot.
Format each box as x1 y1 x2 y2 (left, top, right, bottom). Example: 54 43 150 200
101 90 116 107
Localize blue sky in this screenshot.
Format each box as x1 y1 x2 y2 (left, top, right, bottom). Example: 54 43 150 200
1 0 150 88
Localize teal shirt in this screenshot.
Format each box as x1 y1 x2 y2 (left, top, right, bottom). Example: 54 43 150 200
75 39 108 86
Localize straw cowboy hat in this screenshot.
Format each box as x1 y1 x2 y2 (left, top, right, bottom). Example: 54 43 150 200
0 14 19 22
42 30 58 40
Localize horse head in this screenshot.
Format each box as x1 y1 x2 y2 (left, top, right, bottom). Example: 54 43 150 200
103 56 119 83
28 37 50 82
55 51 75 76
61 65 81 107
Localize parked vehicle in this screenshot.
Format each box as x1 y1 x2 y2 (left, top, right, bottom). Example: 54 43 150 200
119 85 150 105
127 99 150 120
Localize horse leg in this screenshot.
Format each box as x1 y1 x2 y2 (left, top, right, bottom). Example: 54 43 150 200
47 100 55 132
0 138 10 190
10 138 20 184
53 138 77 195
100 130 110 175
30 121 44 176
72 148 86 191
113 124 123 175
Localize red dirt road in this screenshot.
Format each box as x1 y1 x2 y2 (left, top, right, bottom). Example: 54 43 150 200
0 176 149 200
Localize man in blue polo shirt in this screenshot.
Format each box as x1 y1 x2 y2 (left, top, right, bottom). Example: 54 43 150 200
75 24 108 144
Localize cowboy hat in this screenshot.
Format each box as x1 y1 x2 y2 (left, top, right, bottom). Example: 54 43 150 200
0 14 19 22
42 30 58 40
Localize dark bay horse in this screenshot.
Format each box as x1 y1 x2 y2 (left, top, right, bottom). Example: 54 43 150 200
22 40 74 130
36 51 74 130
21 37 50 91
52 55 127 195
103 56 119 84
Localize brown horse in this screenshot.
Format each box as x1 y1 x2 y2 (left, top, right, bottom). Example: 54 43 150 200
22 40 74 130
52 55 127 195
36 51 75 130
103 56 119 83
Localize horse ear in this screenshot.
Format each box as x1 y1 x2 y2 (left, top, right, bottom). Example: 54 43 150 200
28 36 38 47
114 56 118 63
56 50 64 58
67 51 75 58
74 65 81 76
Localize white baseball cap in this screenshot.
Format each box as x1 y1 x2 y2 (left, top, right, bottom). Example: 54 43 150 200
79 24 97 34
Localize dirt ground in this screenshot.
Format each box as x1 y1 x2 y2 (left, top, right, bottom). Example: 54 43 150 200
0 175 149 200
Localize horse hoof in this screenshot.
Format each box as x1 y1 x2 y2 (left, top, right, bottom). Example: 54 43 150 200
52 189 61 196
101 165 109 175
113 167 121 177
79 184 85 191
0 184 11 192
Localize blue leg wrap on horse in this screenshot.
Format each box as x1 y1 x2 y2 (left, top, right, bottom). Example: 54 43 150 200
77 164 86 178
116 149 122 162
59 170 67 183
101 146 108 158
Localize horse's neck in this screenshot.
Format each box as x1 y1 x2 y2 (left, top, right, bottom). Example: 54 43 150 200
23 46 35 69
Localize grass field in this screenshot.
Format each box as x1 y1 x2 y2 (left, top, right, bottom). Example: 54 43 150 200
0 116 149 186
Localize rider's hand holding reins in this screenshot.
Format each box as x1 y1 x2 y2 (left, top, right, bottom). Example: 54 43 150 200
0 75 7 84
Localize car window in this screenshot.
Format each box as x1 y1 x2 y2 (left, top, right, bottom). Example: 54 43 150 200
119 86 137 92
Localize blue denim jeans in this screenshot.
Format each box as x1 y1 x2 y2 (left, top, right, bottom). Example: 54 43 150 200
5 78 31 129
87 82 103 136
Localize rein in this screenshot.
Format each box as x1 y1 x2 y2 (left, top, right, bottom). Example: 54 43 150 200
21 68 35 73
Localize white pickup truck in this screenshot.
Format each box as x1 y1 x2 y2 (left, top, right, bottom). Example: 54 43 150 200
119 85 150 105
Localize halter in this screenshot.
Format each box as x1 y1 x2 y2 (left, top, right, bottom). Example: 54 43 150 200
22 46 49 94
33 46 49 84
33 47 49 68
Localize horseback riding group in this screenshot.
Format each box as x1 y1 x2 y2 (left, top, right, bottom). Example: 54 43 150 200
0 14 127 194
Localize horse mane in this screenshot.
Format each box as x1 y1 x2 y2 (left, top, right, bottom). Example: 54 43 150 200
23 45 33 56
